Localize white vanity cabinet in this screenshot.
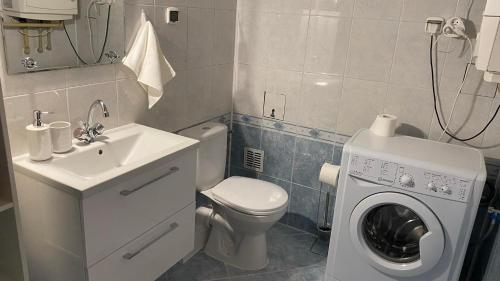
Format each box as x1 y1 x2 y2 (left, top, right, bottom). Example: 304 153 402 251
14 149 197 281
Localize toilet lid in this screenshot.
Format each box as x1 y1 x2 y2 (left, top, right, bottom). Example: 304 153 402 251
211 177 289 215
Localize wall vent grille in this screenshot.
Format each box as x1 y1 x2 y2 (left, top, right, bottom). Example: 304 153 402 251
244 147 264 172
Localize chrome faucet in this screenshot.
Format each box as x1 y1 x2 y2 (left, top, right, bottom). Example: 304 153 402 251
73 100 110 143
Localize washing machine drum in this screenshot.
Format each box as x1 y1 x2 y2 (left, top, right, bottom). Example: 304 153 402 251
363 204 428 263
350 193 445 277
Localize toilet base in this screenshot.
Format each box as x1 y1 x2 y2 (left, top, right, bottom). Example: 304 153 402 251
204 230 269 270
199 189 287 271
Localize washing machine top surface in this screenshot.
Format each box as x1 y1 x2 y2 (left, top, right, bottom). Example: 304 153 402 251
350 129 484 175
211 176 289 215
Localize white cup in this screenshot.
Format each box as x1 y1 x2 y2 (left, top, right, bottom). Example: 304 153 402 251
49 121 73 153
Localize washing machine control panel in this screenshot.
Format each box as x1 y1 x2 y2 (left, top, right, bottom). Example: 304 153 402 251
348 154 473 203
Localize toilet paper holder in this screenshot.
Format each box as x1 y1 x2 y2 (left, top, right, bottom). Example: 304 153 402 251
314 163 341 244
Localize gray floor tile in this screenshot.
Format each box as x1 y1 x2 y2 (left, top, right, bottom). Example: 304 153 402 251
227 232 326 277
268 223 306 237
310 239 330 257
163 224 329 281
288 266 326 281
230 271 291 281
165 252 228 281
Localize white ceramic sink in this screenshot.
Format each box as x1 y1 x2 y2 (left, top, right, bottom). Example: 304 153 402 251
13 123 199 195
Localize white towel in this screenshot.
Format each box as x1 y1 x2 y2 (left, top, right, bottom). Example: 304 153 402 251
122 11 176 109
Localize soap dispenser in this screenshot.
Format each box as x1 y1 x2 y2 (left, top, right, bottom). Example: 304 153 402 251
26 110 52 161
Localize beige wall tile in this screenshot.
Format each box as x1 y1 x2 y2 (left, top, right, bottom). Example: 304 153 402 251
67 82 119 130
117 79 148 126
66 64 116 87
233 64 266 116
482 96 500 159
345 19 398 82
187 7 214 69
155 6 188 71
291 73 342 131
212 64 234 116
124 4 155 50
3 70 66 98
214 0 236 10
428 92 493 147
401 0 458 23
186 67 213 121
391 21 448 89
187 0 214 9
440 39 497 97
155 0 187 7
353 0 402 20
336 78 387 135
304 16 351 76
310 0 354 17
213 10 237 65
115 63 137 80
236 10 269 66
384 85 434 138
267 13 309 71
237 0 271 12
139 71 190 132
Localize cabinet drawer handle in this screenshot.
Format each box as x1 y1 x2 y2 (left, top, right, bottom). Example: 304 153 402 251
120 167 180 196
123 222 179 260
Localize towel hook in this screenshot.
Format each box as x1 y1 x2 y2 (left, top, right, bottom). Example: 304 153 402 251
140 9 147 24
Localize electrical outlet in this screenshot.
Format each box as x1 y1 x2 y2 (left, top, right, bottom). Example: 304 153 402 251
425 17 445 35
263 92 286 120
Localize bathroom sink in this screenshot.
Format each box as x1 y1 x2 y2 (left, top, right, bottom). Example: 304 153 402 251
13 123 199 196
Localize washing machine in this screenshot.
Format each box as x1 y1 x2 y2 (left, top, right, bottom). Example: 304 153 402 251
325 129 486 281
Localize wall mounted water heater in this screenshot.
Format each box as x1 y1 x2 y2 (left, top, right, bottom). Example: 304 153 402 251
1 0 78 20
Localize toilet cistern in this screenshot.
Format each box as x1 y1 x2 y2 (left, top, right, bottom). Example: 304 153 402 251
73 99 110 143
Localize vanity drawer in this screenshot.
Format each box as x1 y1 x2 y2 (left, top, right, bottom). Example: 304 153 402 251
87 203 195 281
82 151 196 266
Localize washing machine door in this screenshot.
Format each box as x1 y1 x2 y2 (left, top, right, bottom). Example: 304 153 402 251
349 192 445 277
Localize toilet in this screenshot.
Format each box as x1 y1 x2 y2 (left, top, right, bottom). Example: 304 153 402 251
179 122 289 270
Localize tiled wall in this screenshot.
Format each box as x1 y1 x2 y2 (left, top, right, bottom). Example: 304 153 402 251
230 114 341 234
0 0 236 156
232 0 500 160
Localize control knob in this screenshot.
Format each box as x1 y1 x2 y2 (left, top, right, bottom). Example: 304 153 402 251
400 174 414 187
428 182 438 192
441 185 452 195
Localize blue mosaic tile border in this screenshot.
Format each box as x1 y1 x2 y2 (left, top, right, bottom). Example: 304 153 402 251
232 113 351 145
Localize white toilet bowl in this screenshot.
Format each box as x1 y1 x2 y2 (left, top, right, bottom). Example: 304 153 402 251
201 176 288 270
179 122 289 270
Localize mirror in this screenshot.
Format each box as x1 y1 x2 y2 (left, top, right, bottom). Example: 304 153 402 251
2 0 125 74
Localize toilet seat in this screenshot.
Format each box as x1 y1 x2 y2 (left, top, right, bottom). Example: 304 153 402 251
210 176 289 216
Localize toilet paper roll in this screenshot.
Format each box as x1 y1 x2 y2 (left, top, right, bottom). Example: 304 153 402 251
370 114 399 137
319 163 341 188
